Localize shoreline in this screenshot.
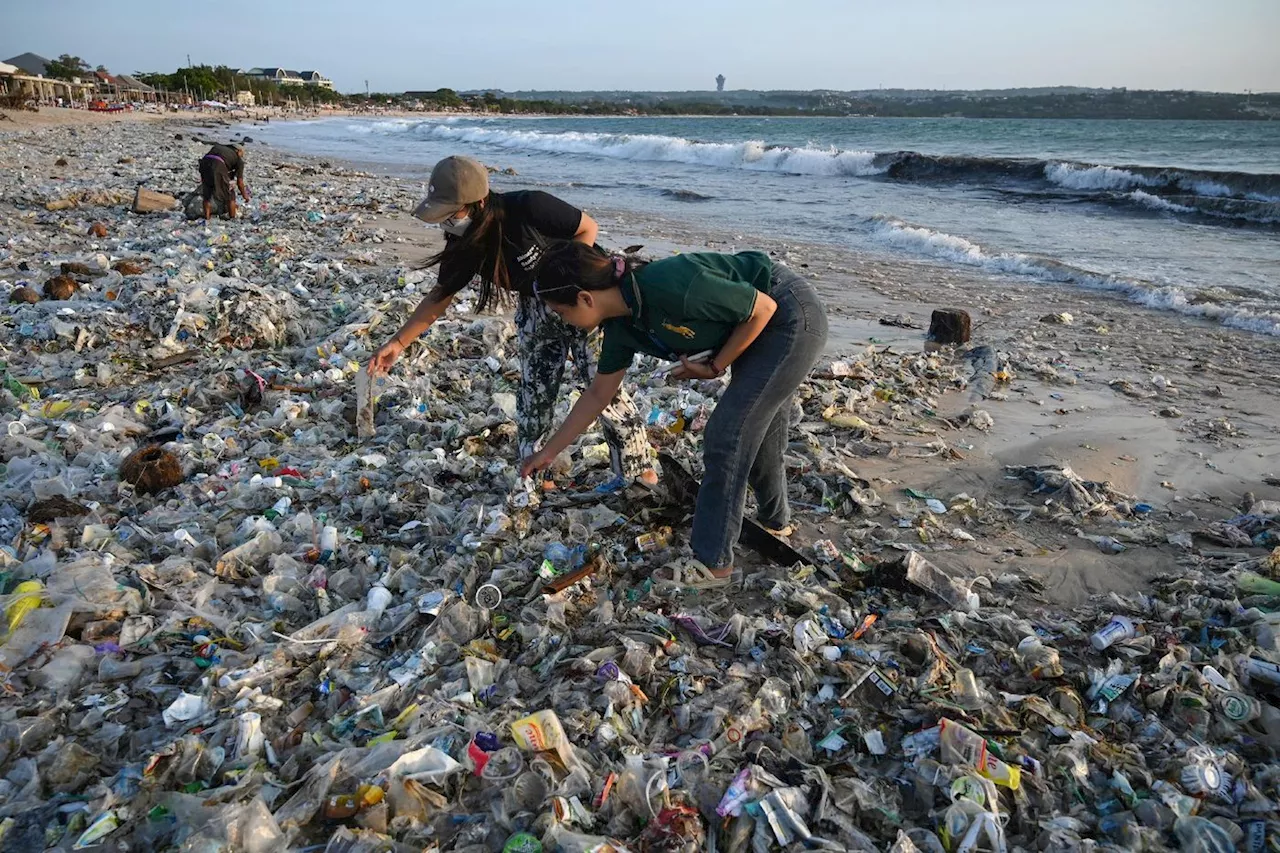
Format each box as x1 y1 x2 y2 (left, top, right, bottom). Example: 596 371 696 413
3 110 1279 607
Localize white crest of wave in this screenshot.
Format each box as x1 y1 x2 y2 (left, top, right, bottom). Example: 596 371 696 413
867 218 1042 277
345 118 416 134
868 218 1280 336
379 121 885 176
1128 190 1195 214
1178 178 1234 197
1045 162 1153 191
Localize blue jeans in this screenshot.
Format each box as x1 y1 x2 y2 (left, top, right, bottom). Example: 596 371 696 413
690 265 829 569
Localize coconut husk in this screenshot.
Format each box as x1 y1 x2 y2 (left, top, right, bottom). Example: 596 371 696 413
28 495 90 523
9 286 40 304
120 445 184 495
44 275 78 301
88 222 108 238
111 259 146 276
60 261 96 277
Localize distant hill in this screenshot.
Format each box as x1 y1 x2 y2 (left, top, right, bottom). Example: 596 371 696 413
468 86 1119 103
447 87 1280 120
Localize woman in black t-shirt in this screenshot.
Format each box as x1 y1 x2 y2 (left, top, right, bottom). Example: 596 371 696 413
369 155 654 486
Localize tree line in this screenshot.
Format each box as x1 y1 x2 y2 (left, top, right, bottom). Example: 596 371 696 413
32 56 341 105
372 88 1280 121
132 65 344 105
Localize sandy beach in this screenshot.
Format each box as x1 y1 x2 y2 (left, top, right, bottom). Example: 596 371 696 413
4 106 1278 610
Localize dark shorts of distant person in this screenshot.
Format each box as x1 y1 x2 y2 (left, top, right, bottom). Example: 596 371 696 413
199 154 232 204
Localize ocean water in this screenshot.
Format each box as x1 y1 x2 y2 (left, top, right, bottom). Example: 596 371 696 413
244 115 1280 335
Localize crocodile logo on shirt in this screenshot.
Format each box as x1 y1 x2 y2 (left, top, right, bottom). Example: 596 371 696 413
663 322 696 339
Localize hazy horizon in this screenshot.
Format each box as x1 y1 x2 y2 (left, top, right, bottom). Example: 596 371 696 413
5 0 1279 95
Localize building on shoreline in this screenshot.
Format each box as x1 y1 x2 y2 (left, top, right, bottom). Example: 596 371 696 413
1 55 95 104
245 68 334 90
246 67 303 86
298 71 334 90
92 70 159 102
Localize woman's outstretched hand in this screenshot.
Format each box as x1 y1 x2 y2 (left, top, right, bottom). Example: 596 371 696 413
520 447 557 478
368 339 406 377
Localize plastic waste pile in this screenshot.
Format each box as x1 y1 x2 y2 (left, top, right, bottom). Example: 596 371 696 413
1 120 1279 852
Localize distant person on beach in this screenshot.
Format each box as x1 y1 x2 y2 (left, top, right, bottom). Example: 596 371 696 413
521 243 828 588
368 155 655 488
199 143 249 220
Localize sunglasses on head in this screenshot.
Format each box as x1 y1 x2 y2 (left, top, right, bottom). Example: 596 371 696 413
532 280 579 297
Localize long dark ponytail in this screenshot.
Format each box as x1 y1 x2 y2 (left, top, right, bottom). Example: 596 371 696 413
420 191 512 312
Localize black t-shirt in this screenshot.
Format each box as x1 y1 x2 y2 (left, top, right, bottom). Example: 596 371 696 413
438 190 583 298
206 144 245 181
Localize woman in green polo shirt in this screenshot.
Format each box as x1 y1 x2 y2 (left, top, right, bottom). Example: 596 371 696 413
520 243 828 587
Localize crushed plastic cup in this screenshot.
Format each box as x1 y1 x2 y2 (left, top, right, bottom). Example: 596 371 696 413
364 584 392 614
480 747 523 783
1016 635 1064 678
507 771 549 813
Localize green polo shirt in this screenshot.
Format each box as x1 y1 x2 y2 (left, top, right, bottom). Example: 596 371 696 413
597 251 774 374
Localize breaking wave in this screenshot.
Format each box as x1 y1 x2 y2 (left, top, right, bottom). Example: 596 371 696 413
1044 163 1155 191
866 217 1280 336
348 119 1280 227
1127 190 1196 215
376 119 885 177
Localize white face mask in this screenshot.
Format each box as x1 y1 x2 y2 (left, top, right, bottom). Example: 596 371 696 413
440 215 472 237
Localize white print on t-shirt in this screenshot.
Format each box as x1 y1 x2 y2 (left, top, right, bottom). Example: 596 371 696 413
515 244 543 272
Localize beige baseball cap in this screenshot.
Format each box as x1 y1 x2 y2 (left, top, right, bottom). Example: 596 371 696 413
413 155 489 223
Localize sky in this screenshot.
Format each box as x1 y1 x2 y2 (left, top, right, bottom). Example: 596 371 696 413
5 0 1279 95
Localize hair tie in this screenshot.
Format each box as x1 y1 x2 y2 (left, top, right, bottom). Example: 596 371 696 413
613 257 626 279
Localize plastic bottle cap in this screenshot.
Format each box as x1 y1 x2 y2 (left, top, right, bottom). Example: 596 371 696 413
475 584 502 609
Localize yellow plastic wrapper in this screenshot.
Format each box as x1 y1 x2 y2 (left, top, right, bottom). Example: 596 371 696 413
5 580 45 634
822 406 872 431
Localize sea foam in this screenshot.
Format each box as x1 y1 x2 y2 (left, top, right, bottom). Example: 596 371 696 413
866 217 1280 336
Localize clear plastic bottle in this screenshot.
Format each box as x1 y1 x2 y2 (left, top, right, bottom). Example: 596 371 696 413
1173 816 1236 853
319 525 338 563
215 530 283 576
1091 616 1138 650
